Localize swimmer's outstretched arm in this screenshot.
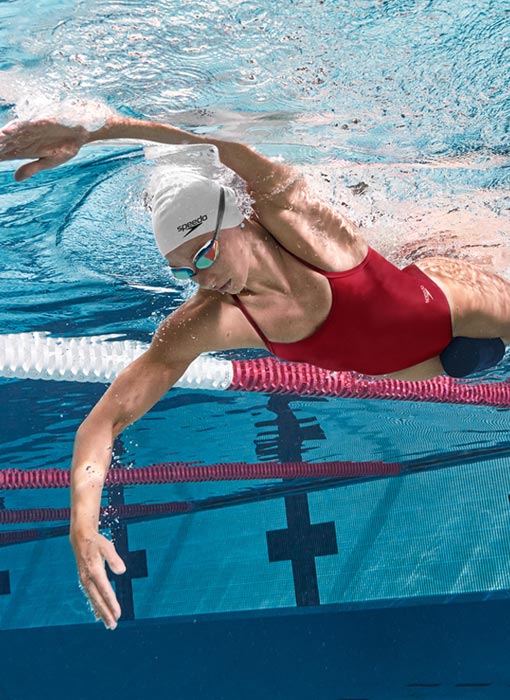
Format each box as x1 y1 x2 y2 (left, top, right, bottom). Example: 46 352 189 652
70 291 244 629
89 116 298 193
106 116 359 257
71 347 190 630
0 112 358 257
0 113 296 193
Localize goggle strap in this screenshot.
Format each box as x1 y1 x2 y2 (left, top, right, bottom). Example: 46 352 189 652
215 187 226 234
169 187 226 280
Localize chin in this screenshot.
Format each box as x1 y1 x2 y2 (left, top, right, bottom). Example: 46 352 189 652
229 280 244 295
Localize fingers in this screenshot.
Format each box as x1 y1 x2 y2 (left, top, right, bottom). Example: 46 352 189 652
75 535 126 630
81 559 123 629
13 161 40 182
0 122 81 176
0 119 25 135
0 140 24 161
106 544 127 576
0 121 30 155
84 576 121 630
14 154 71 181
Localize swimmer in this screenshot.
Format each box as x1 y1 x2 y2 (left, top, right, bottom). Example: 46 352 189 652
1 114 509 629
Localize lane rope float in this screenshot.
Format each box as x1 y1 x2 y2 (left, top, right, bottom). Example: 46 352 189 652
0 459 400 490
0 332 508 406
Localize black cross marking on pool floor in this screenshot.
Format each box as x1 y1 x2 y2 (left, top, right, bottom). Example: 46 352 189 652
261 396 338 606
106 483 148 621
0 570 10 595
267 495 338 606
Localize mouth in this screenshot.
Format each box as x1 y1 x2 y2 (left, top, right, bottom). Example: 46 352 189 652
218 279 232 294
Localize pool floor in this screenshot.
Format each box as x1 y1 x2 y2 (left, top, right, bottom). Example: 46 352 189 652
2 596 510 700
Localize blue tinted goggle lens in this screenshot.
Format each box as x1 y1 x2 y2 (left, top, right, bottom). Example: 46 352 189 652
170 267 195 280
169 240 219 279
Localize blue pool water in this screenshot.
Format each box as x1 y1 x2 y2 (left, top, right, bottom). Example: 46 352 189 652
0 1 509 698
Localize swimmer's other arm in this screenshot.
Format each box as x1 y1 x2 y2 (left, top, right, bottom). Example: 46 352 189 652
88 115 297 195
89 116 357 255
0 113 296 194
1 112 357 253
70 316 206 629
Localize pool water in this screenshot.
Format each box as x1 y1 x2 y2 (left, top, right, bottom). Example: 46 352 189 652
0 1 509 698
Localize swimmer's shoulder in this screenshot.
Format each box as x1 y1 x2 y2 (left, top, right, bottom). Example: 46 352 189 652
155 289 261 358
251 177 368 271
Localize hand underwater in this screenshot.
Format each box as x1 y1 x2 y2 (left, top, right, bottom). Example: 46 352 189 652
70 529 126 630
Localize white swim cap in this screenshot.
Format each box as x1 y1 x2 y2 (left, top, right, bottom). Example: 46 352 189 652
151 170 244 257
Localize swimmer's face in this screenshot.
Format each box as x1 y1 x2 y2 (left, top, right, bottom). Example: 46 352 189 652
166 224 249 294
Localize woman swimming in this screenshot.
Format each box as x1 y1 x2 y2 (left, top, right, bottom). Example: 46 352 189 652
1 113 509 628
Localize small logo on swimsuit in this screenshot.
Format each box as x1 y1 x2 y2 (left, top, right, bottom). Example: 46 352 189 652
177 214 208 237
421 285 434 303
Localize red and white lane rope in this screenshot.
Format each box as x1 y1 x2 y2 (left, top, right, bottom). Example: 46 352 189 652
0 332 508 406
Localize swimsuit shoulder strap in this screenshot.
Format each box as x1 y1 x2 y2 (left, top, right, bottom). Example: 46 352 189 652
276 239 372 277
231 294 272 345
276 239 328 273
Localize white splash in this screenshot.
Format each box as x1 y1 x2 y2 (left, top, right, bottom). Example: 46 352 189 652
0 68 114 131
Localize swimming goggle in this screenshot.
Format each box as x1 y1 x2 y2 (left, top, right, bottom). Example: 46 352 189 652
169 187 225 280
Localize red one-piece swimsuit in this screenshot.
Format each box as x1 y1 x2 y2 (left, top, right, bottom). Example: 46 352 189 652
231 245 452 375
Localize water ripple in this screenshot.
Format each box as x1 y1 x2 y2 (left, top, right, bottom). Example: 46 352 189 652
0 0 507 163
